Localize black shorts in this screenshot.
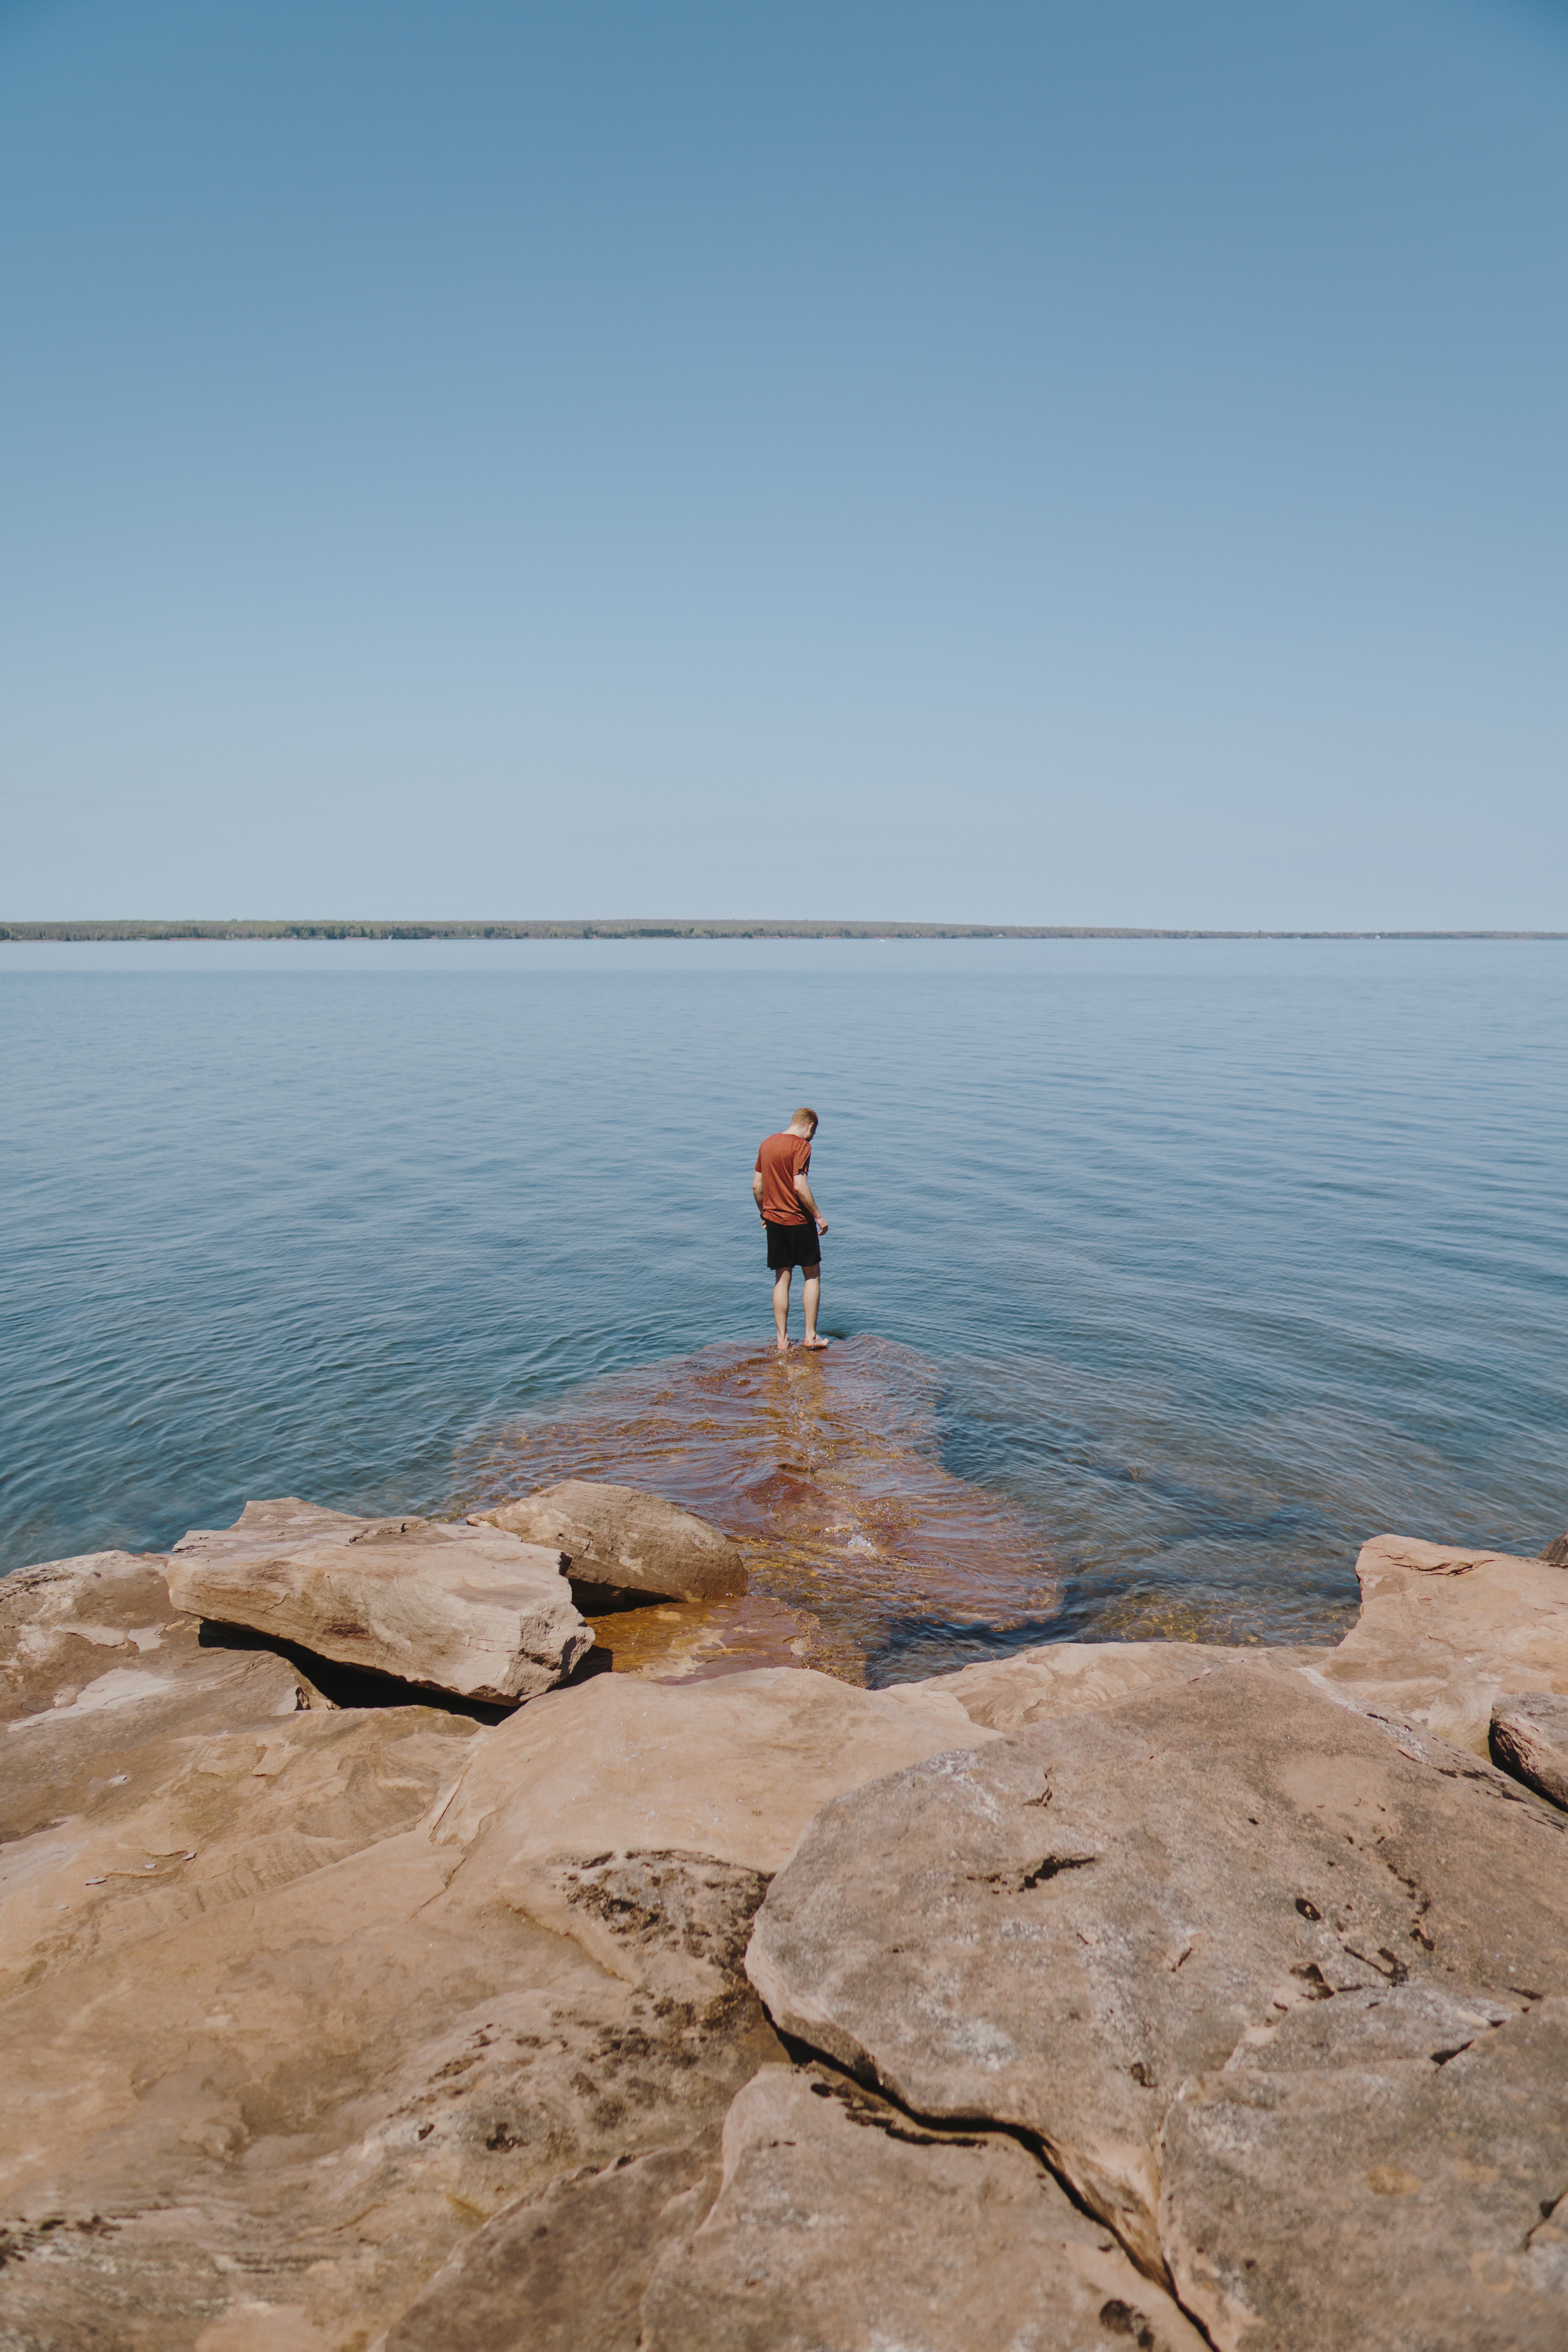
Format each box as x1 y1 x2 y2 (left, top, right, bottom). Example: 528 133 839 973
765 1220 822 1270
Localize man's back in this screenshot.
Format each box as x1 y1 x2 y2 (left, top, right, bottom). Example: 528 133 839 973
755 1129 813 1225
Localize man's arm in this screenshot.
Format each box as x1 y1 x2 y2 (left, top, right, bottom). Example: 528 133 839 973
794 1172 828 1235
752 1170 766 1220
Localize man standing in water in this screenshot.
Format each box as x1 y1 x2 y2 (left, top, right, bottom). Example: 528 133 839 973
753 1107 830 1352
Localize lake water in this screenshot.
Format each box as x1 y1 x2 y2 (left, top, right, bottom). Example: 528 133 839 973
4 939 1564 1683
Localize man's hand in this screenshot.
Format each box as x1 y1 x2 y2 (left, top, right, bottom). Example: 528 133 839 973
816 1218 828 1235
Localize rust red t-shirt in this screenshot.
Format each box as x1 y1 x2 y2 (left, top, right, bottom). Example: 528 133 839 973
755 1130 813 1225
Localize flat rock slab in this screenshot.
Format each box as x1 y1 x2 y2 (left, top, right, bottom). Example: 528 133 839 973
168 1498 590 1704
436 1665 998 1973
1161 1988 1568 2350
1491 1689 1568 1808
885 1639 1256 1731
475 1479 747 1605
640 2066 1209 2352
1317 1532 1568 1755
2 1550 326 1849
747 1663 1568 2281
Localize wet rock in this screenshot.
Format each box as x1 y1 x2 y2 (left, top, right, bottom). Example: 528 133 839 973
1541 1531 1568 1567
474 1479 746 1607
1314 1532 1568 1755
434 1666 998 1972
639 2065 1209 2352
167 1498 590 1704
1160 1988 1568 2350
1491 1689 1568 1808
746 1662 1568 2278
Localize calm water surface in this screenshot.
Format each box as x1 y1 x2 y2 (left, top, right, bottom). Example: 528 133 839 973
4 940 1564 1679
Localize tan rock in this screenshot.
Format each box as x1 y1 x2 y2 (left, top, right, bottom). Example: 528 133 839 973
1490 1689 1568 1808
473 1479 746 1605
167 1498 590 1704
384 2132 725 2352
0 1641 991 2347
639 2065 1209 2352
433 1665 997 1974
746 1663 1568 2278
1160 1989 1568 2350
1314 1532 1568 1755
883 1639 1251 1731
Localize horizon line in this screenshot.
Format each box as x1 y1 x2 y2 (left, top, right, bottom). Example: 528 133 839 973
3 920 1567 944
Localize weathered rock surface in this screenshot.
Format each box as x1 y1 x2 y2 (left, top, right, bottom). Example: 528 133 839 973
433 1665 998 1971
638 2065 1209 2352
747 1662 1568 2280
1541 1531 1568 1567
1314 1532 1568 1755
0 1607 992 2350
1161 1988 1568 2350
168 1498 591 1703
885 1638 1264 1731
1491 1688 1568 1808
474 1478 747 1606
382 2126 726 2352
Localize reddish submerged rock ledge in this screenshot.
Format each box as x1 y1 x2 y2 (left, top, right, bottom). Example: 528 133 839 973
4 1470 1568 2348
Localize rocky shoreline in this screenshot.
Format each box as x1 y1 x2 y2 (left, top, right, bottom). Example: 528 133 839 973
3 1484 1567 2350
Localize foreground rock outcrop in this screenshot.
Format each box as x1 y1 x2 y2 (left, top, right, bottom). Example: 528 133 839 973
5 1519 1568 2351
1491 1688 1568 1808
168 1497 590 1703
475 1479 747 1607
748 1661 1568 2339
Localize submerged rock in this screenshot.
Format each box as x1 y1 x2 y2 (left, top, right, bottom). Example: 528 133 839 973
1491 1689 1568 1808
746 1662 1568 2282
167 1497 590 1704
473 1479 746 1606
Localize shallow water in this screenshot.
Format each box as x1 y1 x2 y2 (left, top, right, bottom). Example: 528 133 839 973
4 939 1564 1680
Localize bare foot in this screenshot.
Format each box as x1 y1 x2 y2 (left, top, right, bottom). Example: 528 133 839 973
803 1336 830 1350
775 1338 791 1353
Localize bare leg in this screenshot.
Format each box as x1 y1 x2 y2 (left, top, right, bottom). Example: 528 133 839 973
772 1265 793 1349
802 1265 828 1348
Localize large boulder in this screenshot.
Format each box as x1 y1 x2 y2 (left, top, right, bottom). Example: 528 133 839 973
638 2065 1208 2352
432 1665 998 1971
1313 1532 1568 1755
1491 1689 1568 1808
167 1498 591 1704
473 1479 746 1607
1160 1986 1568 2350
746 1663 1568 2287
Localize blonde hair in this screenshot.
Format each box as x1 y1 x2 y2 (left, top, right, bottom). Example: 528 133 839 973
791 1106 818 1132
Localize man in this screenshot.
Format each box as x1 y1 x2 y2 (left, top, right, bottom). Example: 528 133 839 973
753 1107 829 1352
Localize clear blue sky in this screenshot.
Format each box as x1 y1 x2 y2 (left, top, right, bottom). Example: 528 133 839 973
2 0 1564 926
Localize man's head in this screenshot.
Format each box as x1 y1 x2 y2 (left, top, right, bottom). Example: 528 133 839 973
789 1107 818 1136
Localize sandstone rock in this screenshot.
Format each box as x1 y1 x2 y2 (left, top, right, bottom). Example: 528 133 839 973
1540 1532 1568 1567
433 1665 998 1974
1160 1988 1568 2350
0 1640 990 2347
1313 1532 1568 1755
167 1498 590 1704
1491 1689 1568 1808
383 2131 725 2352
639 2065 1209 2352
746 1663 1568 2278
473 1479 746 1606
884 1639 1250 1731
2 1550 328 1854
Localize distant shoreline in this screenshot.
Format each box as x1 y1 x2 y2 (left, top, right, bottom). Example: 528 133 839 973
4 921 1566 944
